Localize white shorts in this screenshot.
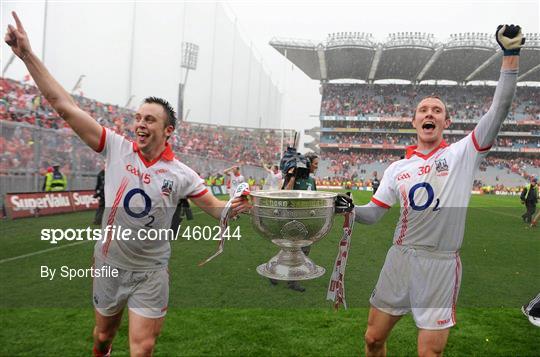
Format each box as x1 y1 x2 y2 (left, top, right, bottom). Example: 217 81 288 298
369 245 462 330
92 258 169 319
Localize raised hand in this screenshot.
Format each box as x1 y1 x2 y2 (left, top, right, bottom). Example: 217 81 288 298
5 12 32 60
496 24 525 56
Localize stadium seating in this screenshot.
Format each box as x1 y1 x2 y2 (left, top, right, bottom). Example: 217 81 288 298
1 77 538 190
0 77 291 175
320 83 539 121
318 82 539 188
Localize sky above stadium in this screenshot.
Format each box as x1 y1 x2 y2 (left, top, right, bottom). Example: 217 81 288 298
2 0 538 148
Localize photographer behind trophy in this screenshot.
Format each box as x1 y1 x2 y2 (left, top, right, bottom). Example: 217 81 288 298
268 144 319 292
282 152 318 192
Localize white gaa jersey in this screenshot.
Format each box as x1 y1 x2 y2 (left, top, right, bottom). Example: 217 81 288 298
95 127 208 270
266 171 283 190
228 173 245 198
371 132 490 252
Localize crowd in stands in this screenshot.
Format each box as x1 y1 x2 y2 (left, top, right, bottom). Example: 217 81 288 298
321 133 540 148
1 77 538 189
321 151 400 176
321 119 540 135
0 125 35 173
0 120 100 177
0 77 289 174
316 176 380 190
471 179 523 194
495 137 540 148
174 122 283 165
322 133 414 145
313 175 527 194
321 83 540 121
320 150 539 184
1 78 134 131
480 156 540 182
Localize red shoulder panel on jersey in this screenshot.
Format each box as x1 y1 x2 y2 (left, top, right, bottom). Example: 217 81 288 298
471 130 492 152
96 126 106 153
371 197 391 209
188 188 209 199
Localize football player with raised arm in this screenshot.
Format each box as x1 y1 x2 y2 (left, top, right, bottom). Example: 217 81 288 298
224 165 246 199
5 12 250 357
337 25 524 357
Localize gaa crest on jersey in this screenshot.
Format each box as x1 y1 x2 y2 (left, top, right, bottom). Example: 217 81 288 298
435 158 449 176
161 179 174 196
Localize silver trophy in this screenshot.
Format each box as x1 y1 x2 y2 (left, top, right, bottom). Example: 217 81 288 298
250 190 337 280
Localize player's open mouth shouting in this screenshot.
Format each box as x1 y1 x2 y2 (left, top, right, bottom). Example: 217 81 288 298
422 120 436 134
136 129 149 144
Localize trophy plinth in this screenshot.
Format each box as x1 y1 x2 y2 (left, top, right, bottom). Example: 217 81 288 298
250 190 337 281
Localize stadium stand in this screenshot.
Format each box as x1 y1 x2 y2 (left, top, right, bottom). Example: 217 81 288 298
270 32 540 189
0 77 294 197
320 83 539 121
316 83 540 186
2 30 539 193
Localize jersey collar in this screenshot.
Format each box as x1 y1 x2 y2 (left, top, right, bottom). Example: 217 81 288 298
405 140 448 160
132 142 175 167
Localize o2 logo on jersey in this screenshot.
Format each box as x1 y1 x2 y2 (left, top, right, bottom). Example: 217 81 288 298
408 183 441 211
123 188 155 227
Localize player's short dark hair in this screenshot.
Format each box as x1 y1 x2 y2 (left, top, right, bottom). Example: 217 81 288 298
143 96 177 129
414 95 450 120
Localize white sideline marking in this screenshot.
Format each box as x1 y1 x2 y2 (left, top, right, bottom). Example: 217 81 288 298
475 207 521 219
0 211 209 264
0 240 91 264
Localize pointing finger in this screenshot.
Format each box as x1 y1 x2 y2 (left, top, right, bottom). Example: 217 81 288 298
12 11 25 34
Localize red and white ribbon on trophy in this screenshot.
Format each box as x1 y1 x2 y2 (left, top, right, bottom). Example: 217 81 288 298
327 210 355 310
199 182 251 266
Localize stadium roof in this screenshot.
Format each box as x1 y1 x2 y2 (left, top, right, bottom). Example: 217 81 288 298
270 32 540 83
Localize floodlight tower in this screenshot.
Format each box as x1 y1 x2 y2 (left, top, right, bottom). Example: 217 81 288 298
2 54 16 77
179 41 199 122
125 95 136 109
71 75 86 94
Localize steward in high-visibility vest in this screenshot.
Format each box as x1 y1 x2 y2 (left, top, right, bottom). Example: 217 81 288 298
521 178 539 224
215 175 224 186
45 164 67 191
248 177 256 188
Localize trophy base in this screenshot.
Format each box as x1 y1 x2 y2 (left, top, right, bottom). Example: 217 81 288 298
256 248 326 281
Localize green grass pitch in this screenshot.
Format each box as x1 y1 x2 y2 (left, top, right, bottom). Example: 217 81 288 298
1 191 539 356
